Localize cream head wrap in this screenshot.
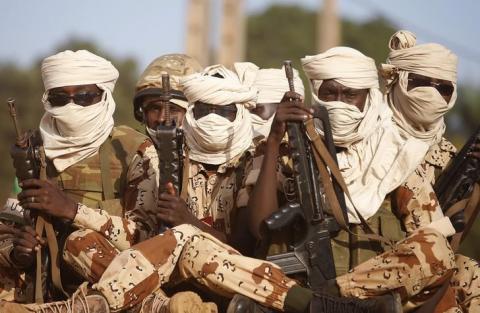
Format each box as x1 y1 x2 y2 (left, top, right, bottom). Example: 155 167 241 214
302 47 428 223
234 62 305 140
180 64 256 165
40 50 119 172
302 47 384 147
380 30 458 145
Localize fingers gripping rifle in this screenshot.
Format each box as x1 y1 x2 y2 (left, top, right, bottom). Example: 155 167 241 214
155 74 184 231
8 98 66 303
434 125 480 245
264 62 347 290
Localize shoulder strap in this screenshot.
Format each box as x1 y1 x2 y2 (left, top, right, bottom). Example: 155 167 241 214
99 137 115 200
304 119 393 247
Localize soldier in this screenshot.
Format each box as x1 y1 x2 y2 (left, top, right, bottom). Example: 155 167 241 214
380 30 480 313
0 49 162 311
2 59 413 313
133 53 202 144
247 46 462 312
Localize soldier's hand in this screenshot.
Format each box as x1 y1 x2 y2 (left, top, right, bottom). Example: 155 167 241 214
12 225 45 268
0 223 17 241
268 91 312 145
17 179 78 221
156 183 197 227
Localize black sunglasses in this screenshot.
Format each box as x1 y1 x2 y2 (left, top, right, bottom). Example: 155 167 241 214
407 77 454 98
193 102 237 121
47 91 103 107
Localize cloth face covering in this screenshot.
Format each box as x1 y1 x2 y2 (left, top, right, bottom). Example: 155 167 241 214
181 64 256 165
380 30 458 146
302 47 428 223
39 50 119 172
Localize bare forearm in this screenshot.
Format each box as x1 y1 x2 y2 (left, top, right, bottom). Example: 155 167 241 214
248 138 281 239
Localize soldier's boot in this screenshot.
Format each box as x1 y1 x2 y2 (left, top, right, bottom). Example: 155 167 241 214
310 292 403 313
226 292 402 313
0 294 109 313
226 294 278 313
141 291 218 313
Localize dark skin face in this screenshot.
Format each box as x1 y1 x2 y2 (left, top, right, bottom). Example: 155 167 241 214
407 72 454 103
141 95 186 128
193 101 238 122
317 79 369 112
47 84 103 107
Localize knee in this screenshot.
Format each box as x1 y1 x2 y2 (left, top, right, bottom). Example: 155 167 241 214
417 228 456 274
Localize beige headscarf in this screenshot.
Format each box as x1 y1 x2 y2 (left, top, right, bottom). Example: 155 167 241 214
302 47 385 147
380 30 458 146
181 64 256 164
234 62 305 140
302 47 428 223
40 50 119 172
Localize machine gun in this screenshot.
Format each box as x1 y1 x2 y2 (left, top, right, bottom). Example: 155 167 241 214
434 125 480 234
155 74 185 230
264 61 348 290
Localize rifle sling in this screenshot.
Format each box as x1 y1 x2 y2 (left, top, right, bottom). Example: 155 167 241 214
34 147 68 303
180 150 190 201
99 137 115 200
304 119 393 247
450 183 480 252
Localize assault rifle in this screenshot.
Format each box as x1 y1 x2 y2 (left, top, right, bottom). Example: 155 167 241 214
434 125 480 234
7 98 66 303
264 61 348 290
155 74 184 230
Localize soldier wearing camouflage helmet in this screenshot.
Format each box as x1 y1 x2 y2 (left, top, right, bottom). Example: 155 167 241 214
133 53 203 146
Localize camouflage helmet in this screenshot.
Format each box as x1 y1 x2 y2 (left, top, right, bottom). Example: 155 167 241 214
133 53 203 122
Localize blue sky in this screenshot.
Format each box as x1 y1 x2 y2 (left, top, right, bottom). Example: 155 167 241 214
1 0 479 86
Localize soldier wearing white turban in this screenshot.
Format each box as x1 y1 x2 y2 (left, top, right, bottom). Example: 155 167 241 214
5 50 163 311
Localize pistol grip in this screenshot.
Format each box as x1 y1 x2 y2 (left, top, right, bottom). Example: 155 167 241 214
264 202 304 231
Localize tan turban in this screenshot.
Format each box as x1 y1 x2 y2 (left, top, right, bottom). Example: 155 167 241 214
234 62 305 140
302 47 428 223
380 30 458 145
180 65 255 164
40 50 118 171
302 47 383 147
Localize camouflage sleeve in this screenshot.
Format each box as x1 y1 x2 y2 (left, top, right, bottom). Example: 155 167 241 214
73 140 159 251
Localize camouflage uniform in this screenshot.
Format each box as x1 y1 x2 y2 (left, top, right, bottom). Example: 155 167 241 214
0 197 34 302
61 126 160 282
0 126 160 302
93 224 297 311
392 138 480 312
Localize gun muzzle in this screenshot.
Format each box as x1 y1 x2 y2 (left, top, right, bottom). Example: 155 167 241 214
283 60 295 93
7 98 26 147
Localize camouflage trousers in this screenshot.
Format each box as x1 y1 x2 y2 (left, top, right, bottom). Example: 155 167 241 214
80 224 298 312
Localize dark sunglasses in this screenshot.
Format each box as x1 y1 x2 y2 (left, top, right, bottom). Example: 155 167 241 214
407 77 454 98
47 91 103 107
193 103 237 121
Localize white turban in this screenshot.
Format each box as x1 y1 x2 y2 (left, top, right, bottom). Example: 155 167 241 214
234 62 305 140
302 47 383 147
380 30 458 145
180 64 255 165
302 47 428 223
39 50 119 172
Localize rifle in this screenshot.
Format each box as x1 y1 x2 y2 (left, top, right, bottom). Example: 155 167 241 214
155 74 184 230
264 61 347 290
434 125 480 235
8 98 66 303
